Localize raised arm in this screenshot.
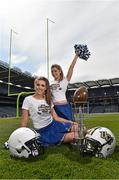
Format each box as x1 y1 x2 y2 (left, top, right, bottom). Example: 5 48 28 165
20 109 29 127
66 54 78 81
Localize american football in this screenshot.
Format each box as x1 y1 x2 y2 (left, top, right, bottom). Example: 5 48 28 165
73 86 88 102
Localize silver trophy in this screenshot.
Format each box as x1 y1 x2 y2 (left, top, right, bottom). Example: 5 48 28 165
72 86 88 152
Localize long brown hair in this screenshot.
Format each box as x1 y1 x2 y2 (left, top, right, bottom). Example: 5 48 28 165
51 64 64 81
34 77 52 106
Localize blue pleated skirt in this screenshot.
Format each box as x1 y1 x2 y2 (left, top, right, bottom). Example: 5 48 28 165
54 103 73 121
36 120 72 146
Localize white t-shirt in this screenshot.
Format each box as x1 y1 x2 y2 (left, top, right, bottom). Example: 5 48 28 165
22 95 53 130
50 78 69 104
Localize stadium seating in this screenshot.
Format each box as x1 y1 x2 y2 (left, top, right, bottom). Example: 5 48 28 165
0 106 16 117
0 59 119 117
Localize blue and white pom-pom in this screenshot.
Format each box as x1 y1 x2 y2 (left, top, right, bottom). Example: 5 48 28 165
74 44 91 60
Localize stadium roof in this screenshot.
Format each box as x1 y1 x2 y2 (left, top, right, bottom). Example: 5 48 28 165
0 60 119 90
0 60 35 89
68 78 119 90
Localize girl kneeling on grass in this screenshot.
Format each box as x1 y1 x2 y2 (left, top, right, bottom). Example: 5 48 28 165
21 77 79 146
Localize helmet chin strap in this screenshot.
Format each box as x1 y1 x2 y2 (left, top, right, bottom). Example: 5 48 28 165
21 149 29 158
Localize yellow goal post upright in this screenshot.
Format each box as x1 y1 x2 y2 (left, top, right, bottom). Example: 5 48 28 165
8 29 34 118
8 18 55 118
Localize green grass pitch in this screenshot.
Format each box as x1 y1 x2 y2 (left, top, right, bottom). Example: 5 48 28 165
0 114 119 179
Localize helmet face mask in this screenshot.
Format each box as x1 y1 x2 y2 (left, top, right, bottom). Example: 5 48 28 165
83 137 102 156
25 137 40 157
82 127 116 158
8 127 44 158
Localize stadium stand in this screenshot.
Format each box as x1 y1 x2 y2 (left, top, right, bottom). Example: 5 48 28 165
0 60 35 117
0 60 35 88
0 59 119 117
67 78 119 113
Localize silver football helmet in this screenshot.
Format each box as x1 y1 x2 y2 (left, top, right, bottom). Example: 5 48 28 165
8 127 42 158
83 127 116 158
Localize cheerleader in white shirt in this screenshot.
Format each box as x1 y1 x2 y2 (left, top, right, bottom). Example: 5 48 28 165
50 54 78 121
21 77 79 146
